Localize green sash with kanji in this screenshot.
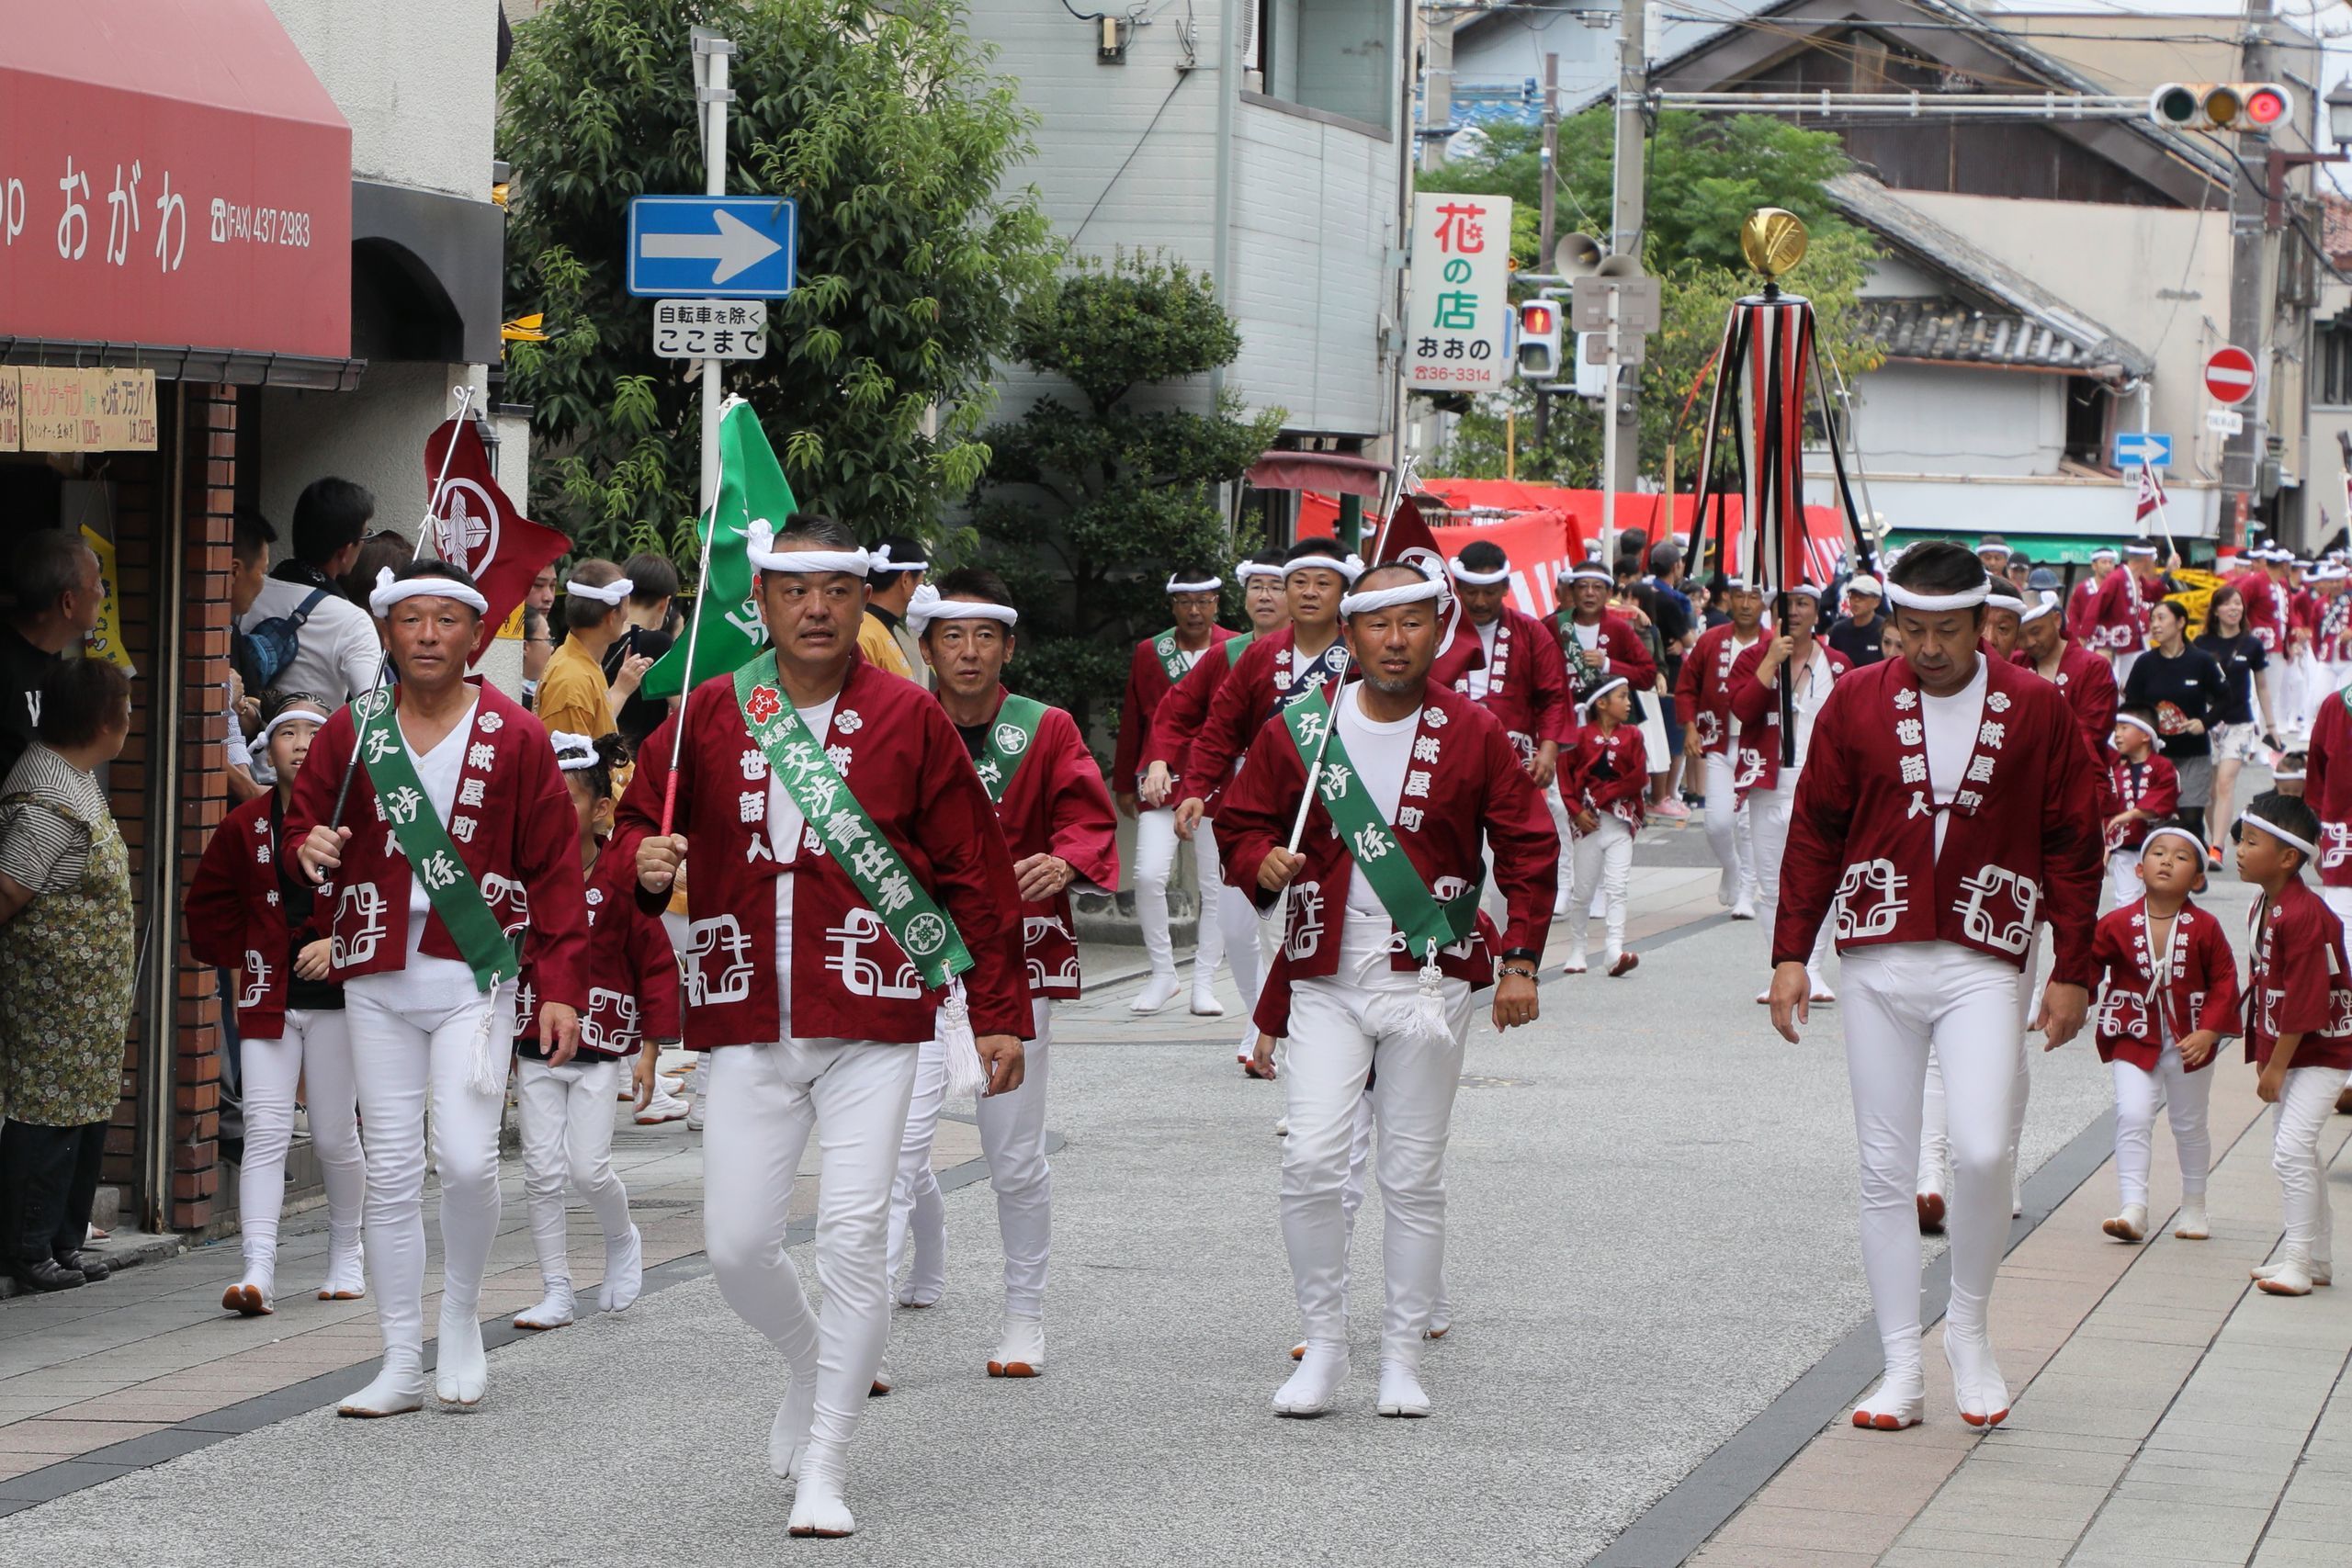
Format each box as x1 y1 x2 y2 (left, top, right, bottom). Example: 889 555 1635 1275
1281 688 1477 960
1156 630 1255 682
350 687 518 993
974 694 1047 803
1224 632 1254 665
732 653 973 989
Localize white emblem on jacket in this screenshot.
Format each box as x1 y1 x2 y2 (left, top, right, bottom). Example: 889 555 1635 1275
683 914 756 1006
825 908 923 998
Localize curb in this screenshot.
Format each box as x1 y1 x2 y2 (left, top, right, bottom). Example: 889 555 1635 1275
0 1231 187 1303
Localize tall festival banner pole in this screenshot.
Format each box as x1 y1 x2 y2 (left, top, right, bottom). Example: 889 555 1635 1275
658 400 746 839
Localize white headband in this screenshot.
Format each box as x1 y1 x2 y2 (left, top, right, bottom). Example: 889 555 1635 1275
2274 760 2308 781
2141 824 2205 860
1884 581 1990 613
1339 577 1446 617
905 583 1018 637
1579 674 1630 708
1984 587 2025 613
256 703 333 749
2241 809 2317 859
2116 712 2159 742
2123 543 2156 557
1782 583 1826 602
1978 542 2011 559
564 577 634 606
1449 560 1511 586
2090 547 2118 562
1284 553 1365 583
2021 591 2061 625
550 731 601 773
744 519 874 577
1560 567 1613 586
1166 573 1223 594
1237 561 1286 583
369 567 489 617
871 543 927 574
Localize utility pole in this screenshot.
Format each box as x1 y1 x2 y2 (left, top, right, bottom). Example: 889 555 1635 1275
692 28 735 516
1609 0 1648 530
2222 0 2271 551
1533 52 1559 451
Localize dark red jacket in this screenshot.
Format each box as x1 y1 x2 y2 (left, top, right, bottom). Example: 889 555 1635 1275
187 793 322 1042
1114 626 1238 790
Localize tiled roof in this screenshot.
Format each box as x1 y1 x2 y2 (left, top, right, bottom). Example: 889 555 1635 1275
1860 297 2120 369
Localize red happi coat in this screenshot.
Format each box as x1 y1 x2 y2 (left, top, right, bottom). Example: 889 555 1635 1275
2065 575 2105 651
2088 567 2150 653
1215 682 1558 1036
1727 637 1852 798
959 688 1120 999
1183 626 1350 804
2104 754 2180 854
1453 605 1576 763
513 852 682 1059
1556 612 1657 694
607 658 1030 1049
1674 622 1767 757
1774 654 2105 985
2091 897 2239 1072
283 679 589 1010
1114 626 1238 792
2301 691 2352 886
2015 644 2119 766
2314 589 2350 664
1561 723 1648 830
2243 878 2352 1072
1142 631 1251 805
2290 586 2319 649
187 793 320 1042
2230 569 2290 654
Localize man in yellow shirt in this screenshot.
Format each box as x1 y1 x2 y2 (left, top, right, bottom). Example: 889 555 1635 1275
859 531 930 688
534 558 646 739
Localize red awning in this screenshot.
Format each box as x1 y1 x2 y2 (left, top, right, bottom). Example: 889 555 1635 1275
0 0 354 364
1246 451 1390 500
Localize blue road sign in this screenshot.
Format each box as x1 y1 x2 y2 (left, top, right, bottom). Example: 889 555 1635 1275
627 197 797 299
2112 431 2173 469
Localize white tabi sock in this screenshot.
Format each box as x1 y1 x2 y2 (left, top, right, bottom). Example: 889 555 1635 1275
787 1442 856 1538
435 1303 488 1406
514 1282 575 1331
1272 1339 1349 1417
599 1224 643 1313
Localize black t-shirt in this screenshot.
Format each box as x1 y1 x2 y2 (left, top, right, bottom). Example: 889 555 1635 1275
2122 645 2229 759
2189 630 2267 728
1826 615 1885 668
0 625 61 784
955 721 988 760
273 797 343 1011
602 624 677 751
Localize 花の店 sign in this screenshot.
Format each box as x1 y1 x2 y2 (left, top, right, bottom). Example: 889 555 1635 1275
12 368 159 453
1407 194 1514 393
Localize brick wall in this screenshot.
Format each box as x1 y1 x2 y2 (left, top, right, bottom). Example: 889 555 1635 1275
98 436 163 1200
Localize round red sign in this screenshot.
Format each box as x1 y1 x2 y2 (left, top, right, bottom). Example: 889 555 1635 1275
2205 345 2257 405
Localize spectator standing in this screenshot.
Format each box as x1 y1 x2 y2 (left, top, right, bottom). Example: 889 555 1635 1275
1826 574 1886 667
339 529 414 609
0 529 102 784
520 606 554 706
237 477 382 705
0 659 135 1292
1645 543 1697 816
859 533 930 687
535 559 634 741
2122 600 2229 843
602 552 681 750
2192 583 2278 863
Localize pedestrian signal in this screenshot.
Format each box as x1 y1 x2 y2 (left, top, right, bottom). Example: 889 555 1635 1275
1517 299 1562 381
2149 83 2294 133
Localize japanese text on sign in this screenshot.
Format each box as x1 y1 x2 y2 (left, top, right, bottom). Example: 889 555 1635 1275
652 298 769 361
13 368 158 453
1406 195 1513 394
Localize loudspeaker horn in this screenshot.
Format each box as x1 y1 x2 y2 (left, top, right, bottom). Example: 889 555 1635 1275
1594 253 1645 278
1551 232 1604 278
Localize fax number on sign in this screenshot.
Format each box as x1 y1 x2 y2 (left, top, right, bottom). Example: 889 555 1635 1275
1410 364 1500 385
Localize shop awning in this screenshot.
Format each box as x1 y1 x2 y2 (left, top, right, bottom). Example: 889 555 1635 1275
1883 530 2193 567
1246 451 1390 500
0 0 356 374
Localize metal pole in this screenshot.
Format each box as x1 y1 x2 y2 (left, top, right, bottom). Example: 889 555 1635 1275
695 32 735 516
1610 0 1648 501
1533 53 1558 453
2221 0 2271 550
1601 288 1621 564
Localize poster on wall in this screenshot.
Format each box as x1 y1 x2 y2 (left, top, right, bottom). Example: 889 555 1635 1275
0 370 18 451
1405 193 1514 395
17 368 160 453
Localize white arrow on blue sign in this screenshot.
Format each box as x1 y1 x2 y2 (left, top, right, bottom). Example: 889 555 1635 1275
2112 431 2173 470
627 197 797 299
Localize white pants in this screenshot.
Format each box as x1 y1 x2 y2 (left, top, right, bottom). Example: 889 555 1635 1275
1702 752 1757 909
1918 931 2037 1198
2273 1064 2351 1266
1136 807 1250 993
2323 886 2352 927
2108 850 2144 908
1566 816 1633 962
517 1055 633 1289
888 998 1054 1315
2114 649 2143 689
344 986 512 1375
703 1038 918 1458
2112 1050 2213 1209
1752 784 1835 976
1282 974 1474 1365
237 1006 364 1279
1843 943 2023 1374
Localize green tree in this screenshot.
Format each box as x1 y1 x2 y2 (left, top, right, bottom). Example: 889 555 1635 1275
1424 111 1883 492
972 254 1283 735
498 0 1058 563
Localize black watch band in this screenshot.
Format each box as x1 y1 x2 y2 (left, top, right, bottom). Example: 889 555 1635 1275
1502 946 1540 964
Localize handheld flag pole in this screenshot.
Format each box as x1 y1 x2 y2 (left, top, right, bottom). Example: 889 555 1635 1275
659 408 743 839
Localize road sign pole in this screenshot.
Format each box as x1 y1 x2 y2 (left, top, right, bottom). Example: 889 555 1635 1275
694 32 735 516
1601 286 1621 563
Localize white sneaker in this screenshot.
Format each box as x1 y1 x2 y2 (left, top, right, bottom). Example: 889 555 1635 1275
599 1224 643 1314
1375 1359 1431 1418
2174 1198 2209 1239
988 1312 1045 1378
1130 971 1182 1013
434 1305 488 1406
2101 1203 2148 1244
1272 1340 1348 1416
514 1284 576 1330
1190 978 1225 1017
635 1088 690 1125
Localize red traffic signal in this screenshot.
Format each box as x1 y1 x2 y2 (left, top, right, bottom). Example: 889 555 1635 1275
2149 82 2295 134
1516 299 1561 380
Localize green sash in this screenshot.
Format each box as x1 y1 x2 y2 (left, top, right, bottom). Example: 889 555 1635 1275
351 687 518 993
974 694 1047 803
732 654 974 989
1224 632 1254 666
1151 630 1191 683
1281 688 1476 960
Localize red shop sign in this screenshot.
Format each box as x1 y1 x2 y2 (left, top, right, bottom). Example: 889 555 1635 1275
0 0 353 362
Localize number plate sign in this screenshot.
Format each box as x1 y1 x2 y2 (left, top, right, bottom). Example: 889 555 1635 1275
652 299 768 360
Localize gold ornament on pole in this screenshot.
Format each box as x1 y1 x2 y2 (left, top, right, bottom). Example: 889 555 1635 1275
1738 208 1809 282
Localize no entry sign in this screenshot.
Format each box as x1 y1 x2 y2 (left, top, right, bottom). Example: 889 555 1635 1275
2205 345 2257 405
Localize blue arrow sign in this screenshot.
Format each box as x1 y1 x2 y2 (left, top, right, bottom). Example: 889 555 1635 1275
627 197 797 299
2112 431 2173 469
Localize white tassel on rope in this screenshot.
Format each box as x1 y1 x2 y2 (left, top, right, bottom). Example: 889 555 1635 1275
1410 953 1452 1048
939 980 986 1100
466 987 509 1097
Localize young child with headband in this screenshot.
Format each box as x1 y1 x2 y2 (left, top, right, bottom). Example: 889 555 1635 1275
2079 819 2236 1245
1560 674 1645 977
2104 707 2179 907
2233 791 2352 1295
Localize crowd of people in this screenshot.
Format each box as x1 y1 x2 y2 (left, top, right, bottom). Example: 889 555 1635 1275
10 482 2352 1539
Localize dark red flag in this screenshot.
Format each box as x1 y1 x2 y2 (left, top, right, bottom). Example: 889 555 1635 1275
421 417 570 664
1369 496 1481 687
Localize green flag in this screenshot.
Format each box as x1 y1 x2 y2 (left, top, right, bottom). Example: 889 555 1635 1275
641 398 796 700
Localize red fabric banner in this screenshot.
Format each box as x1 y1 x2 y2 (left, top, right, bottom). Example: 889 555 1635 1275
422 419 571 664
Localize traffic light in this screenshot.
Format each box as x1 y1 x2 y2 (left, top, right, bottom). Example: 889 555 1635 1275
1516 299 1562 380
2149 82 2294 133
